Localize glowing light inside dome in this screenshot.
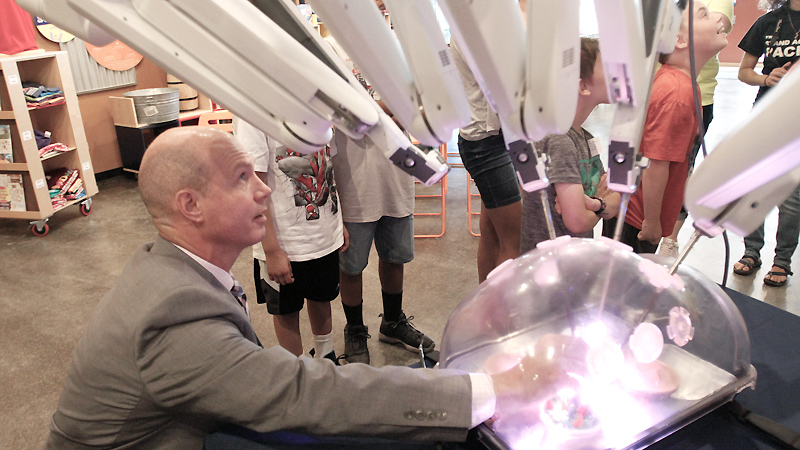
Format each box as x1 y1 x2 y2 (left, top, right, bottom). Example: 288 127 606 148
577 321 609 348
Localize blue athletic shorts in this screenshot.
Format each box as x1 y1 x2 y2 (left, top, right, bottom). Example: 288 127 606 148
339 215 414 275
458 131 521 209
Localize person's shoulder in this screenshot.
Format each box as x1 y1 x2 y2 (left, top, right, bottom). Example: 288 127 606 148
540 132 573 148
653 66 693 97
756 7 783 24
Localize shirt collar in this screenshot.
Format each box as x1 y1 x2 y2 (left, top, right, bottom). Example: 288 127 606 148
174 244 234 291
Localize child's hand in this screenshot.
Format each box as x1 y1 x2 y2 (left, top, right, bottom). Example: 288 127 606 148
638 219 662 246
581 194 598 213
340 225 350 253
766 62 793 86
265 249 294 285
596 173 613 198
554 195 562 215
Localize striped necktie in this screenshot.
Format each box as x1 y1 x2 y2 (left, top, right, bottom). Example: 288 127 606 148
230 278 249 318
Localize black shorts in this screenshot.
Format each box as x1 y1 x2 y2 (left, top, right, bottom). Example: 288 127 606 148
253 251 340 315
602 218 659 254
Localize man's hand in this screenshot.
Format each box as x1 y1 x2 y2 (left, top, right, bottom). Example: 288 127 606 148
489 335 587 406
265 248 294 285
638 218 662 245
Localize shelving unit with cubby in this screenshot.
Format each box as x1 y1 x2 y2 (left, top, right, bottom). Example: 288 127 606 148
0 51 98 236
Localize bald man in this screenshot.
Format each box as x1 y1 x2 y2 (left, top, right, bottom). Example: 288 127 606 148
44 127 565 450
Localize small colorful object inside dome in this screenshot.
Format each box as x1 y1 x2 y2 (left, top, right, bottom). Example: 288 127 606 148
541 388 600 432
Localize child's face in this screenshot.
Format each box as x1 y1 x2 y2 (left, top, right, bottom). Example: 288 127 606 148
683 1 728 56
586 55 610 105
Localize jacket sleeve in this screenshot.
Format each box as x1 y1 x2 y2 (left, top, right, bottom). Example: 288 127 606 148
136 288 473 442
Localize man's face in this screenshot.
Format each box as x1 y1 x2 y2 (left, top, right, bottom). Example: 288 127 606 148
686 1 728 56
198 139 271 250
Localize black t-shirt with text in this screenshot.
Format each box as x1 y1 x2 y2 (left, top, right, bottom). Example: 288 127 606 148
739 6 800 101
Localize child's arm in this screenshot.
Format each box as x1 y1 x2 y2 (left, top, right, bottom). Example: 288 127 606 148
638 159 670 245
340 224 350 253
256 171 294 285
554 183 603 234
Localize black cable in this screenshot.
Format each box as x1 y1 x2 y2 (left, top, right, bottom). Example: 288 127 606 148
686 0 732 286
722 229 731 287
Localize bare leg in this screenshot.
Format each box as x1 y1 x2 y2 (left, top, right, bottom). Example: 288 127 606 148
477 202 500 283
340 270 363 308
307 301 333 336
273 312 303 356
478 200 521 282
378 259 403 294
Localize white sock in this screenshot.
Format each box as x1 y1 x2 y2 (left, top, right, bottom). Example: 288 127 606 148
313 331 334 358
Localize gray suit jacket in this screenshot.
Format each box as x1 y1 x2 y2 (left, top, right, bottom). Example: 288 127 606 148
46 237 473 449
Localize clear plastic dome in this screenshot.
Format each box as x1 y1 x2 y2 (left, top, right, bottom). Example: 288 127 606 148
440 236 756 450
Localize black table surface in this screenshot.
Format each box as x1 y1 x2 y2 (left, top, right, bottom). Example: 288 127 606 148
647 287 800 450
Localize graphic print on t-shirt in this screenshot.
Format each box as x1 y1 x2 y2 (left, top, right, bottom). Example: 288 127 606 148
578 154 604 197
276 146 338 220
765 34 800 61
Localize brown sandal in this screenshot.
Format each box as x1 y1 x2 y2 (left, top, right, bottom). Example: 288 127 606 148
764 264 793 287
733 255 761 276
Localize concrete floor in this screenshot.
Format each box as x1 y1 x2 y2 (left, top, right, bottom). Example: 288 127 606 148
2 67 799 449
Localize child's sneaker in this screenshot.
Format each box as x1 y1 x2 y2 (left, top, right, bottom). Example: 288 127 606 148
308 348 340 365
379 312 435 353
342 324 371 365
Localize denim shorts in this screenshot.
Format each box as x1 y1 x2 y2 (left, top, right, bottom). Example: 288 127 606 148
339 215 414 275
458 131 521 209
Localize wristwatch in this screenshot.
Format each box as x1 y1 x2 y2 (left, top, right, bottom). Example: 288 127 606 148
590 196 606 216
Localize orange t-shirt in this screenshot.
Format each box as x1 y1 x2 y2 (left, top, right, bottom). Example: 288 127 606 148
625 64 698 235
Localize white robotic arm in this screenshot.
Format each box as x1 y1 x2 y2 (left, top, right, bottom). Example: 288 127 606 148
309 0 471 148
17 0 799 239
685 65 800 238
16 0 449 185
437 0 580 192
595 0 684 194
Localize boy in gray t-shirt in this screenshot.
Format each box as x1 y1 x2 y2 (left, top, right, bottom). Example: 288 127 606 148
520 38 620 254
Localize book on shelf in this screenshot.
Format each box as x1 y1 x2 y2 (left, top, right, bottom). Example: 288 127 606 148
0 125 12 163
0 174 26 211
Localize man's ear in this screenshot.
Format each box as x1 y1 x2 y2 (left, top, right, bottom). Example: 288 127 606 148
175 189 204 224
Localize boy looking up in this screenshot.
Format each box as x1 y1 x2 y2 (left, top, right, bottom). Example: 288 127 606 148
605 1 729 253
234 118 346 361
520 37 621 253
